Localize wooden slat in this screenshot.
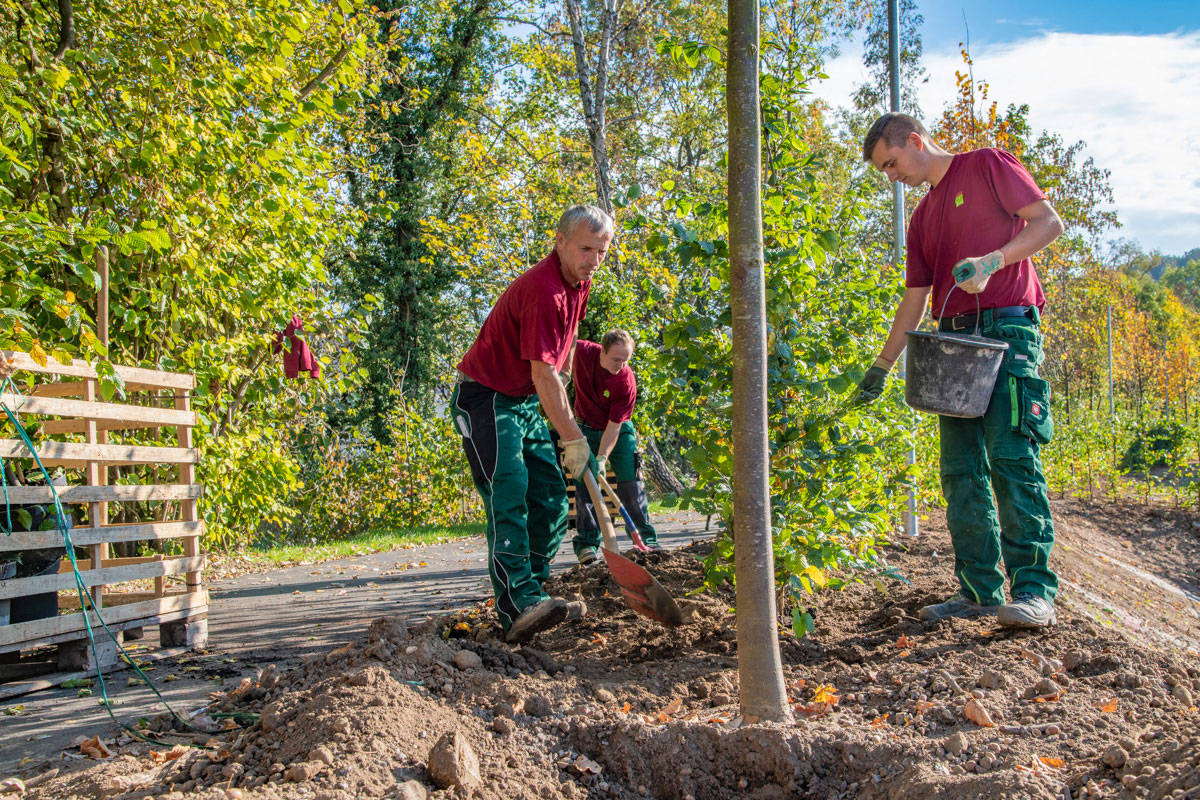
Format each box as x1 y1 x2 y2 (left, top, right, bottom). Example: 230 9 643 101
58 555 171 572
0 591 207 651
0 439 197 465
0 393 195 426
0 555 204 601
40 419 180 434
0 521 203 551
0 484 202 504
32 381 187 397
58 589 179 610
1 350 194 390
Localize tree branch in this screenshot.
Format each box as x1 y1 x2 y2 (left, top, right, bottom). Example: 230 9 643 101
298 43 350 101
51 0 74 59
490 15 569 40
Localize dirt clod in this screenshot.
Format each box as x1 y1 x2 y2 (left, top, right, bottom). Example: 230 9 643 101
426 731 481 790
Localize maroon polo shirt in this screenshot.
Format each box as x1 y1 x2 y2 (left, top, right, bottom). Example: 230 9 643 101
457 250 590 397
573 339 636 430
906 148 1047 319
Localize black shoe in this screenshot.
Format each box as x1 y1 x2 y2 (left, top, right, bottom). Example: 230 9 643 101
997 593 1056 628
505 598 569 644
917 594 998 621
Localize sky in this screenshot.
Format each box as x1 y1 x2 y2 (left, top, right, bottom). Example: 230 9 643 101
813 0 1200 255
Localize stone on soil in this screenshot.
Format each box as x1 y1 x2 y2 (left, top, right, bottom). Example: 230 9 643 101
1102 744 1127 768
426 731 481 790
395 780 428 800
524 695 553 717
285 761 322 782
453 650 483 671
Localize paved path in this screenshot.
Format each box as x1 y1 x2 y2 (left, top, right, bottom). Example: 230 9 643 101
0 511 713 773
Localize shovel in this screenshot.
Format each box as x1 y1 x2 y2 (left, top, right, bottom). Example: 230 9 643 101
596 474 650 552
581 470 684 627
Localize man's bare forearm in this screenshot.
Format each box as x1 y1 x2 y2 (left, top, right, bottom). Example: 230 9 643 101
879 286 932 365
532 361 584 440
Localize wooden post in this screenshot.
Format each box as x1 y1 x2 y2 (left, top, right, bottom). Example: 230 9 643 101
85 247 110 609
160 386 207 649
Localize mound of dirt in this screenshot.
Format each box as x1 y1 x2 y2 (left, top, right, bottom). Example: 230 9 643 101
15 502 1200 800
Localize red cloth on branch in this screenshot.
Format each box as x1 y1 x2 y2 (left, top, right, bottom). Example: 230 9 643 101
273 315 320 379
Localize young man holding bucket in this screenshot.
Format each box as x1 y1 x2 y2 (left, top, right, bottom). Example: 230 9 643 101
569 329 661 564
856 113 1065 629
451 205 611 643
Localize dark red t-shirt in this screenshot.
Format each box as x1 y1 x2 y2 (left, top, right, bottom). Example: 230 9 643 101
573 339 636 430
457 250 590 397
906 148 1047 319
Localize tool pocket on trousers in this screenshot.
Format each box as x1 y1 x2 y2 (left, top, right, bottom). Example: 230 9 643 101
1010 375 1053 444
993 321 1042 378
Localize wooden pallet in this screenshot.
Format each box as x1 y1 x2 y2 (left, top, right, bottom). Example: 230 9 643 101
0 348 207 687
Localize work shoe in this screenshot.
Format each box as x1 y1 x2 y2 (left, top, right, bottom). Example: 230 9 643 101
918 594 999 621
505 598 569 644
998 593 1056 629
564 600 588 622
576 547 599 566
642 540 664 552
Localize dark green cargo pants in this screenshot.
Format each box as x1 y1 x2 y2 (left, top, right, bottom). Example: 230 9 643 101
937 308 1058 606
451 382 569 634
572 420 658 554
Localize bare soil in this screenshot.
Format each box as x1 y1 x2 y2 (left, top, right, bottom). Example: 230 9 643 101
13 499 1200 800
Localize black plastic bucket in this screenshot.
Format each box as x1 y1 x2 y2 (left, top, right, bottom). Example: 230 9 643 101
904 289 1009 418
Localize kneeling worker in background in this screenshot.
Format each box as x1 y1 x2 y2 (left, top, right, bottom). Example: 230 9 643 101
856 112 1064 629
569 329 661 564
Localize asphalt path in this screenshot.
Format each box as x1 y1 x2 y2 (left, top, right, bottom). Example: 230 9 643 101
0 510 712 774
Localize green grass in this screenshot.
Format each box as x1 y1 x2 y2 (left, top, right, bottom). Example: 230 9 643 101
237 523 486 568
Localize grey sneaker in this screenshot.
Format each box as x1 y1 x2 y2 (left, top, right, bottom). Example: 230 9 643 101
564 600 588 622
918 594 999 621
505 598 569 644
998 593 1056 628
576 547 599 566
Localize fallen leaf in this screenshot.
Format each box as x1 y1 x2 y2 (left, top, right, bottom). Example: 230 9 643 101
571 755 603 775
149 745 188 764
870 713 890 728
1099 699 1118 713
812 684 839 705
964 698 995 727
79 735 113 759
1039 756 1065 768
894 634 912 649
913 701 934 714
661 698 683 716
621 701 631 714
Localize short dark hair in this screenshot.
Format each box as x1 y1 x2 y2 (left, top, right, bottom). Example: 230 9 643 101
862 113 930 162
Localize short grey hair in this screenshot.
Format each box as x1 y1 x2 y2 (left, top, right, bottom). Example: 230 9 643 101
557 204 614 238
862 113 930 162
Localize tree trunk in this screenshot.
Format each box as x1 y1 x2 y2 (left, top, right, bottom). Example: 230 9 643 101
564 0 617 215
642 435 685 498
727 0 790 723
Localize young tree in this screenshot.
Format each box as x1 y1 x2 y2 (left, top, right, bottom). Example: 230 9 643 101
727 0 790 723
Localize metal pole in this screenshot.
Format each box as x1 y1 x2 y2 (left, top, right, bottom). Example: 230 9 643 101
888 0 918 537
1107 304 1114 417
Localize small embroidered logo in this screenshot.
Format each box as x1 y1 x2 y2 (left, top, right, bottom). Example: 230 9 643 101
1031 403 1042 416
954 192 964 207
603 389 610 398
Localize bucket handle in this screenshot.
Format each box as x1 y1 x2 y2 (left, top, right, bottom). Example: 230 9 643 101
935 284 982 339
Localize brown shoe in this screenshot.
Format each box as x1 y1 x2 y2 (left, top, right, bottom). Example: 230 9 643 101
505 598 568 644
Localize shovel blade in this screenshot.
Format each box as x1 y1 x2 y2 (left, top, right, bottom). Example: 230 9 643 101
602 547 684 627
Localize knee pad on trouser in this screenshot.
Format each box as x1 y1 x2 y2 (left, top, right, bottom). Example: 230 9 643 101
616 480 651 531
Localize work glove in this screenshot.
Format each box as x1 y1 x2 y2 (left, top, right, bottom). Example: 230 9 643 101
561 437 593 480
952 249 1006 294
855 361 892 405
596 454 608 478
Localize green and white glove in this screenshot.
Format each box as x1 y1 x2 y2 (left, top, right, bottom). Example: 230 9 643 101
952 249 1006 294
596 454 608 478
855 358 893 405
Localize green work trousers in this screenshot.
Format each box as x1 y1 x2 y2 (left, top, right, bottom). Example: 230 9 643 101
451 382 569 634
937 308 1058 606
572 420 658 554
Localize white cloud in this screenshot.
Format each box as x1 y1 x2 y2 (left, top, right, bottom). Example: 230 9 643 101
814 31 1200 254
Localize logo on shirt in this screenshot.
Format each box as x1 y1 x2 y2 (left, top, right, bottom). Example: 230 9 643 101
954 192 964 208
603 389 610 398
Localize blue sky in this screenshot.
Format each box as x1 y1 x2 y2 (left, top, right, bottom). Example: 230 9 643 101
917 0 1200 45
815 1 1200 255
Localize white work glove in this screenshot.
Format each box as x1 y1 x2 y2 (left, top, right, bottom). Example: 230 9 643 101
952 249 1006 294
561 437 592 480
596 454 608 478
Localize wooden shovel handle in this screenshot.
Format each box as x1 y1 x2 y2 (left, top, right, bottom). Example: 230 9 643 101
581 470 621 553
